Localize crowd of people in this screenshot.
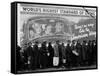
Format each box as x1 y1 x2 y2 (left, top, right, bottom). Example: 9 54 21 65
16 40 97 71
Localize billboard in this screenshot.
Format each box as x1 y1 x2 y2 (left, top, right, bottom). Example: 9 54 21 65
17 3 96 46
11 2 97 74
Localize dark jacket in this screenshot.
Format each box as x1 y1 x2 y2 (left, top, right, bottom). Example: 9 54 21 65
26 45 34 57
48 43 54 57
81 43 88 60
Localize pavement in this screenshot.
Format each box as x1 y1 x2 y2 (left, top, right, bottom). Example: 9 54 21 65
17 65 97 73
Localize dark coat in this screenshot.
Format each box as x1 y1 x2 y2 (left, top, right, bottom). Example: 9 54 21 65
71 44 77 63
40 44 48 68
48 43 54 67
76 43 82 63
76 43 82 57
33 44 39 68
81 44 88 61
26 45 34 57
61 44 66 59
48 44 54 57
58 44 62 58
92 43 97 62
66 44 72 62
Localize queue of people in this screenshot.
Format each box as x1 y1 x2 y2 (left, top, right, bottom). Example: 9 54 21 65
16 40 97 71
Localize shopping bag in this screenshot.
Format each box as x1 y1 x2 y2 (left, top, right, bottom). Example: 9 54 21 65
53 57 59 66
62 59 66 63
